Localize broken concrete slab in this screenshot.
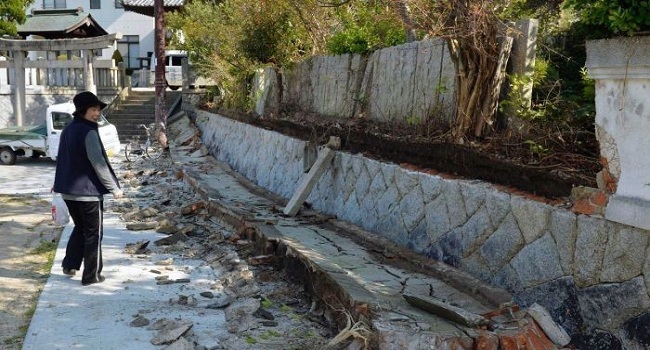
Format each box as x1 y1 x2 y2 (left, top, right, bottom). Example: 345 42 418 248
527 303 571 346
283 146 336 216
150 320 193 345
154 232 189 246
403 294 490 328
126 221 159 231
162 337 194 350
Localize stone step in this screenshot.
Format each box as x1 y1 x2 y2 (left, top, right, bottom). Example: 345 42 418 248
106 89 180 139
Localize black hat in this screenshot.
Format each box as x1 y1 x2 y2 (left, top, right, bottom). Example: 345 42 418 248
72 91 107 117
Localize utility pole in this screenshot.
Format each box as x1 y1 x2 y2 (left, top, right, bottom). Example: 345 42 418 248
154 0 168 147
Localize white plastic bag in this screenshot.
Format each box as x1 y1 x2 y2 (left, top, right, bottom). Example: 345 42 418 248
51 193 70 225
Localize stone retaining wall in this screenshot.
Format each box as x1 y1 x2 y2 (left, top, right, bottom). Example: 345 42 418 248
194 109 650 349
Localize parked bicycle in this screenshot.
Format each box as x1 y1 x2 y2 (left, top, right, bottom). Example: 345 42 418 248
124 123 165 162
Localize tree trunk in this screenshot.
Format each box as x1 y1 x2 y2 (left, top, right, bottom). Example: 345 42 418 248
428 0 512 144
393 0 417 42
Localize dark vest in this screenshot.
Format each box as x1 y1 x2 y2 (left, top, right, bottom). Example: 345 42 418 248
53 117 117 196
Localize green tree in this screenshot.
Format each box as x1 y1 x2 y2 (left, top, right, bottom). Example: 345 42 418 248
326 3 407 55
0 0 32 37
564 0 650 35
167 0 329 108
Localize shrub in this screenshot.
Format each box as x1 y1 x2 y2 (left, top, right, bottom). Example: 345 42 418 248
326 4 406 55
564 0 650 35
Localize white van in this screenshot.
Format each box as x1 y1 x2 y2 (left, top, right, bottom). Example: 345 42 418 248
149 50 187 90
46 101 122 159
0 101 121 165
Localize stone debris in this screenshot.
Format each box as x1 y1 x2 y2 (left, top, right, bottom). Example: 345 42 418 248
253 308 275 320
124 240 150 254
129 315 151 327
126 221 159 231
206 292 234 309
154 232 189 246
176 295 197 306
527 303 571 346
150 320 193 345
122 206 160 221
247 254 278 266
156 219 179 234
180 201 205 216
162 337 194 350
199 291 214 299
225 298 260 334
403 294 489 328
107 147 338 349
156 258 174 266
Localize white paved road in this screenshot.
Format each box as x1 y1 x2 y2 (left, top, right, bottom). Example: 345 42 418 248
0 156 56 195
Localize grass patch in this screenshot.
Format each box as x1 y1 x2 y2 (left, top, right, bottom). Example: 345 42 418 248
259 330 282 340
29 240 57 275
260 297 273 309
29 240 57 255
245 335 257 344
2 335 23 347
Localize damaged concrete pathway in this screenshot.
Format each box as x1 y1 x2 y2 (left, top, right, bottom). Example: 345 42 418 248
166 115 571 349
23 113 571 350
23 147 335 349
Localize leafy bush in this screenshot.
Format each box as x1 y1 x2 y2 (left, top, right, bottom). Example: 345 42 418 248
111 49 124 64
564 0 650 35
326 4 406 55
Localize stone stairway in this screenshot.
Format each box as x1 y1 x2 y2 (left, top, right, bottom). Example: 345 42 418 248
105 88 181 141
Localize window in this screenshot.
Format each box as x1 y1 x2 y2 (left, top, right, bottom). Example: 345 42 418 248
42 0 66 8
117 35 140 68
90 0 101 9
51 113 72 130
167 55 184 67
115 0 123 8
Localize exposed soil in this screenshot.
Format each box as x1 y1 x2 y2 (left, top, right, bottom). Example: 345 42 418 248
0 195 63 350
205 106 600 200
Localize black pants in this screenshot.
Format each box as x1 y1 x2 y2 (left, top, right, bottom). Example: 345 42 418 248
61 200 104 284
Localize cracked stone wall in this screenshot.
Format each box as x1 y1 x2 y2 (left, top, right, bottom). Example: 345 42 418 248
274 38 455 124
194 110 650 349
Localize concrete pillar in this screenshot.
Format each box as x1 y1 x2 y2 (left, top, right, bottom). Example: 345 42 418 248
13 51 25 126
586 36 650 230
182 57 189 90
502 18 539 130
84 49 97 94
0 56 7 87
509 19 539 106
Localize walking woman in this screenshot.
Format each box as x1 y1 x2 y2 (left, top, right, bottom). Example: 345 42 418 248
53 91 123 286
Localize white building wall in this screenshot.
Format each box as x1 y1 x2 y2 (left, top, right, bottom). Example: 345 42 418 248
26 0 154 65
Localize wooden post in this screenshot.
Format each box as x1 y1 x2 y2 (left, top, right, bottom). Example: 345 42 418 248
283 137 340 216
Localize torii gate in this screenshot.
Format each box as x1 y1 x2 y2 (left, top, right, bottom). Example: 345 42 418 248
0 33 121 126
